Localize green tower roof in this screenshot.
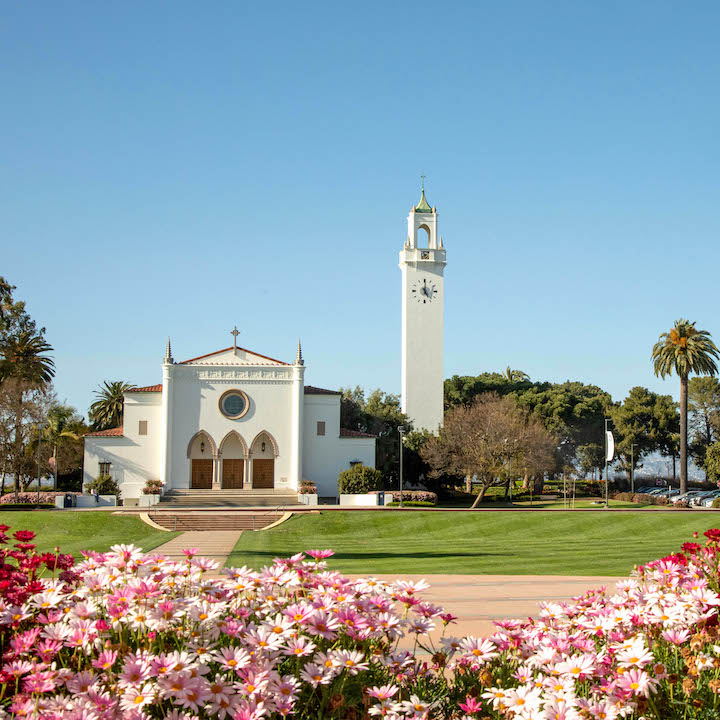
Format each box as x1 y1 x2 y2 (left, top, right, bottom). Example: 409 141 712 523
415 187 433 213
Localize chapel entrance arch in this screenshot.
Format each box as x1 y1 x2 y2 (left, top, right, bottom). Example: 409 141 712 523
219 431 248 489
250 431 278 490
187 431 216 489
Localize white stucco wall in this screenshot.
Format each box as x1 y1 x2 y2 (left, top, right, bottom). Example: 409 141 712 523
83 392 162 501
302 394 376 498
165 363 296 490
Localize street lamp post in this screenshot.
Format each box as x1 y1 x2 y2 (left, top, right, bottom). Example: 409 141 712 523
36 422 47 506
604 418 610 509
631 442 635 494
398 426 406 509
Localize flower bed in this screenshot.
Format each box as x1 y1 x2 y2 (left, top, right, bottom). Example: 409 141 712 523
3 526 720 718
388 490 438 505
0 491 80 505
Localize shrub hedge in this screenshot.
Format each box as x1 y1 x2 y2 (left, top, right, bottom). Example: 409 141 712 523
337 464 384 494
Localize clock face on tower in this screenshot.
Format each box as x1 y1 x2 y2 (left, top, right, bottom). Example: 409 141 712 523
411 278 437 304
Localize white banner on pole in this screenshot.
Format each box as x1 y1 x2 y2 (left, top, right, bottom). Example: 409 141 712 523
605 431 615 462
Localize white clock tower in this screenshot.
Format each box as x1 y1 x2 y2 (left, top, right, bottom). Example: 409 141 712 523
400 183 446 433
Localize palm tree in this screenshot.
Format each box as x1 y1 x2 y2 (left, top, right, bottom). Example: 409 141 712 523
44 404 82 491
0 330 55 501
89 381 134 431
0 330 55 386
504 367 530 383
652 319 719 494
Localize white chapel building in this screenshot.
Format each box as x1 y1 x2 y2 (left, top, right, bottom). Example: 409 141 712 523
83 339 376 504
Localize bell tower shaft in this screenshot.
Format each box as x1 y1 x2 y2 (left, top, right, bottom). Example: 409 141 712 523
400 188 446 433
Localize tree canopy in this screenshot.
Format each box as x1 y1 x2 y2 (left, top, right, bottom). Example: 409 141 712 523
421 393 556 506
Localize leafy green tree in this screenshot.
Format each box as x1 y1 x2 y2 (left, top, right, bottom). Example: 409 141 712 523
340 387 411 487
577 443 605 480
609 387 678 482
513 381 613 469
688 376 720 479
44 404 85 490
89 381 134 431
652 319 720 494
444 372 529 409
706 442 720 483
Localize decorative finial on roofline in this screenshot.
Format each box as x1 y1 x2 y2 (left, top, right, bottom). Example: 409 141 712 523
230 325 240 353
164 337 174 364
296 338 304 366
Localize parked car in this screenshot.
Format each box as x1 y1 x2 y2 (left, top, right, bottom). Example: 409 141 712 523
656 488 681 498
690 490 720 506
701 491 720 507
672 490 707 505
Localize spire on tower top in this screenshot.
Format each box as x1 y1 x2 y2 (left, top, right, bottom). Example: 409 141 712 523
164 337 174 364
295 339 304 366
415 175 433 213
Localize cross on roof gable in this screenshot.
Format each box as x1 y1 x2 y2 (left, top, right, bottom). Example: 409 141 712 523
179 346 290 366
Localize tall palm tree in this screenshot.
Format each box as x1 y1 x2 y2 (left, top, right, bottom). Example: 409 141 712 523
652 319 719 494
0 330 55 386
504 367 530 383
0 330 55 501
89 381 134 431
44 404 81 491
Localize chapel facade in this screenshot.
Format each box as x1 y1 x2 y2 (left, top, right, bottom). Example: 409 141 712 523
83 339 376 504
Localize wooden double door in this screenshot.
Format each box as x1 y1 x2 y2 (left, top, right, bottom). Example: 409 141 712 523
222 459 245 489
252 459 275 489
191 459 213 489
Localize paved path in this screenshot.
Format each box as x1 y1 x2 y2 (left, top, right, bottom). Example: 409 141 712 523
350 573 622 645
149 532 621 641
152 530 242 576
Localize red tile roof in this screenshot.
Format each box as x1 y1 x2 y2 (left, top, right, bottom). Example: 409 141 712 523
340 428 377 438
305 385 342 395
85 426 124 437
127 384 162 392
179 346 290 365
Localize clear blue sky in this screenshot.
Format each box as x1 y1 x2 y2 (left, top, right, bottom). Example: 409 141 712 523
2 1 719 418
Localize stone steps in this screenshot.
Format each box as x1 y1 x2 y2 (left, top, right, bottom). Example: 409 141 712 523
159 490 297 508
150 512 280 532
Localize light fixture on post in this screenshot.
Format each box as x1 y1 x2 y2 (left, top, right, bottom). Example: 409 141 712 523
398 426 406 508
37 422 47 507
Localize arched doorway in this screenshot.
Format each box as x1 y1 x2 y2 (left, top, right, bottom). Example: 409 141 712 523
219 431 247 489
187 432 216 489
250 431 278 489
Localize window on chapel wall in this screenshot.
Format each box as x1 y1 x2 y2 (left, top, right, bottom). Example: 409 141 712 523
317 421 326 436
139 420 148 436
99 462 111 476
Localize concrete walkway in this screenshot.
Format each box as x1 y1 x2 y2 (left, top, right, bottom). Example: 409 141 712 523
152 530 242 576
350 573 622 644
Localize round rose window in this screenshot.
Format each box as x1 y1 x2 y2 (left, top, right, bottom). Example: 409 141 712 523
219 389 249 419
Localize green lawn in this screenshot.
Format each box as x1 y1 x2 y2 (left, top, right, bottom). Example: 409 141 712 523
510 499 652 510
226 510 720 576
0 511 179 557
